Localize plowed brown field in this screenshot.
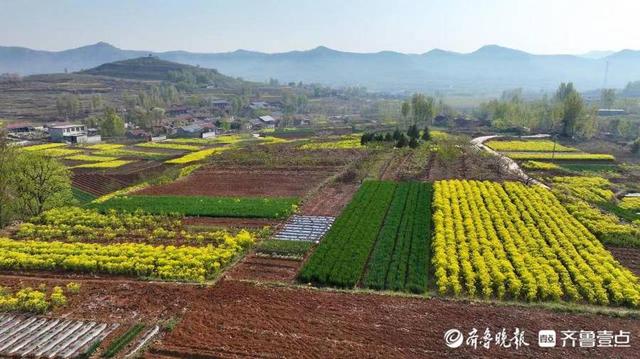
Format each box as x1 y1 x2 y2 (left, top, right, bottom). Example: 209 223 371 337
137 166 337 197
148 280 640 359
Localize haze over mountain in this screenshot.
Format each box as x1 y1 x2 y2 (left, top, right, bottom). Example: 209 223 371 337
1 42 639 94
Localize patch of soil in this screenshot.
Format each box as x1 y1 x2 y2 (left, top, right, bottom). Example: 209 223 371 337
608 246 640 276
380 151 413 181
136 166 337 197
0 273 202 324
148 280 640 359
300 182 358 216
224 254 302 283
427 149 520 182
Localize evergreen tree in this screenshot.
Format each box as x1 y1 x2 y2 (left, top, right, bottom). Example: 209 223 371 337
396 134 408 148
409 137 419 148
393 128 402 141
407 124 419 139
422 125 431 141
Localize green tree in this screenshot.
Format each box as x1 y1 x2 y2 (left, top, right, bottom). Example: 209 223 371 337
631 138 640 154
0 124 16 226
555 82 576 102
601 89 616 109
408 137 419 149
12 152 72 217
560 90 584 137
407 124 420 139
392 128 402 141
401 101 410 127
422 125 431 141
56 94 81 118
410 93 435 126
100 109 125 137
396 134 408 148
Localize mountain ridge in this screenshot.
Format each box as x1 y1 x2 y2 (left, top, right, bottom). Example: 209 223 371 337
1 42 639 93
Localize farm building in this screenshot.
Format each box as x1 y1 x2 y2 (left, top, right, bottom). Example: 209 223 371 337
48 124 101 144
249 115 277 130
211 99 231 112
176 123 217 138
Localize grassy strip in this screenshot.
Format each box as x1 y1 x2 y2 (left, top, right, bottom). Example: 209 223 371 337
255 239 313 258
136 142 201 151
298 181 396 288
93 149 168 160
72 187 97 205
72 160 133 169
504 152 615 161
561 163 619 173
65 154 119 162
88 195 298 219
77 340 101 359
102 324 145 358
486 140 578 152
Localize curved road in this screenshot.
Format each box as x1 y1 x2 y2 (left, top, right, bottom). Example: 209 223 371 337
471 134 550 189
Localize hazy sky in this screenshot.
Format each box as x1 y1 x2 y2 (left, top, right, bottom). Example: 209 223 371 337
1 0 639 54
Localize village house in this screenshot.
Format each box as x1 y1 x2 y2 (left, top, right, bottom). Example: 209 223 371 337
176 123 217 138
48 124 101 144
249 115 277 130
211 99 231 113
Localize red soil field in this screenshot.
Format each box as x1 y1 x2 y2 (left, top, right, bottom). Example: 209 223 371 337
0 273 200 323
300 182 358 216
148 280 640 359
608 246 640 276
224 254 303 283
136 166 337 197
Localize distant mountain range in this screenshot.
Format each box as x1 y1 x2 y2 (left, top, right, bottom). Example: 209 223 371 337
1 42 639 93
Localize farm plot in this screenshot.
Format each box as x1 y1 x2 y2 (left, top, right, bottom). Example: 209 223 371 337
0 315 118 358
299 181 433 292
136 166 337 197
135 142 202 151
363 182 432 293
149 279 640 359
504 152 615 161
432 180 640 307
486 140 579 152
273 215 335 242
551 176 640 247
0 235 253 282
298 181 396 288
88 195 298 219
13 206 257 246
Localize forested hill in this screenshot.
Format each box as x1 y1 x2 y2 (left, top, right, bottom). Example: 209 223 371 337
80 56 248 89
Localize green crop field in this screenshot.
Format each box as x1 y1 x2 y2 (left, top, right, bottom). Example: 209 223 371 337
299 181 433 292
363 182 433 293
88 195 298 219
